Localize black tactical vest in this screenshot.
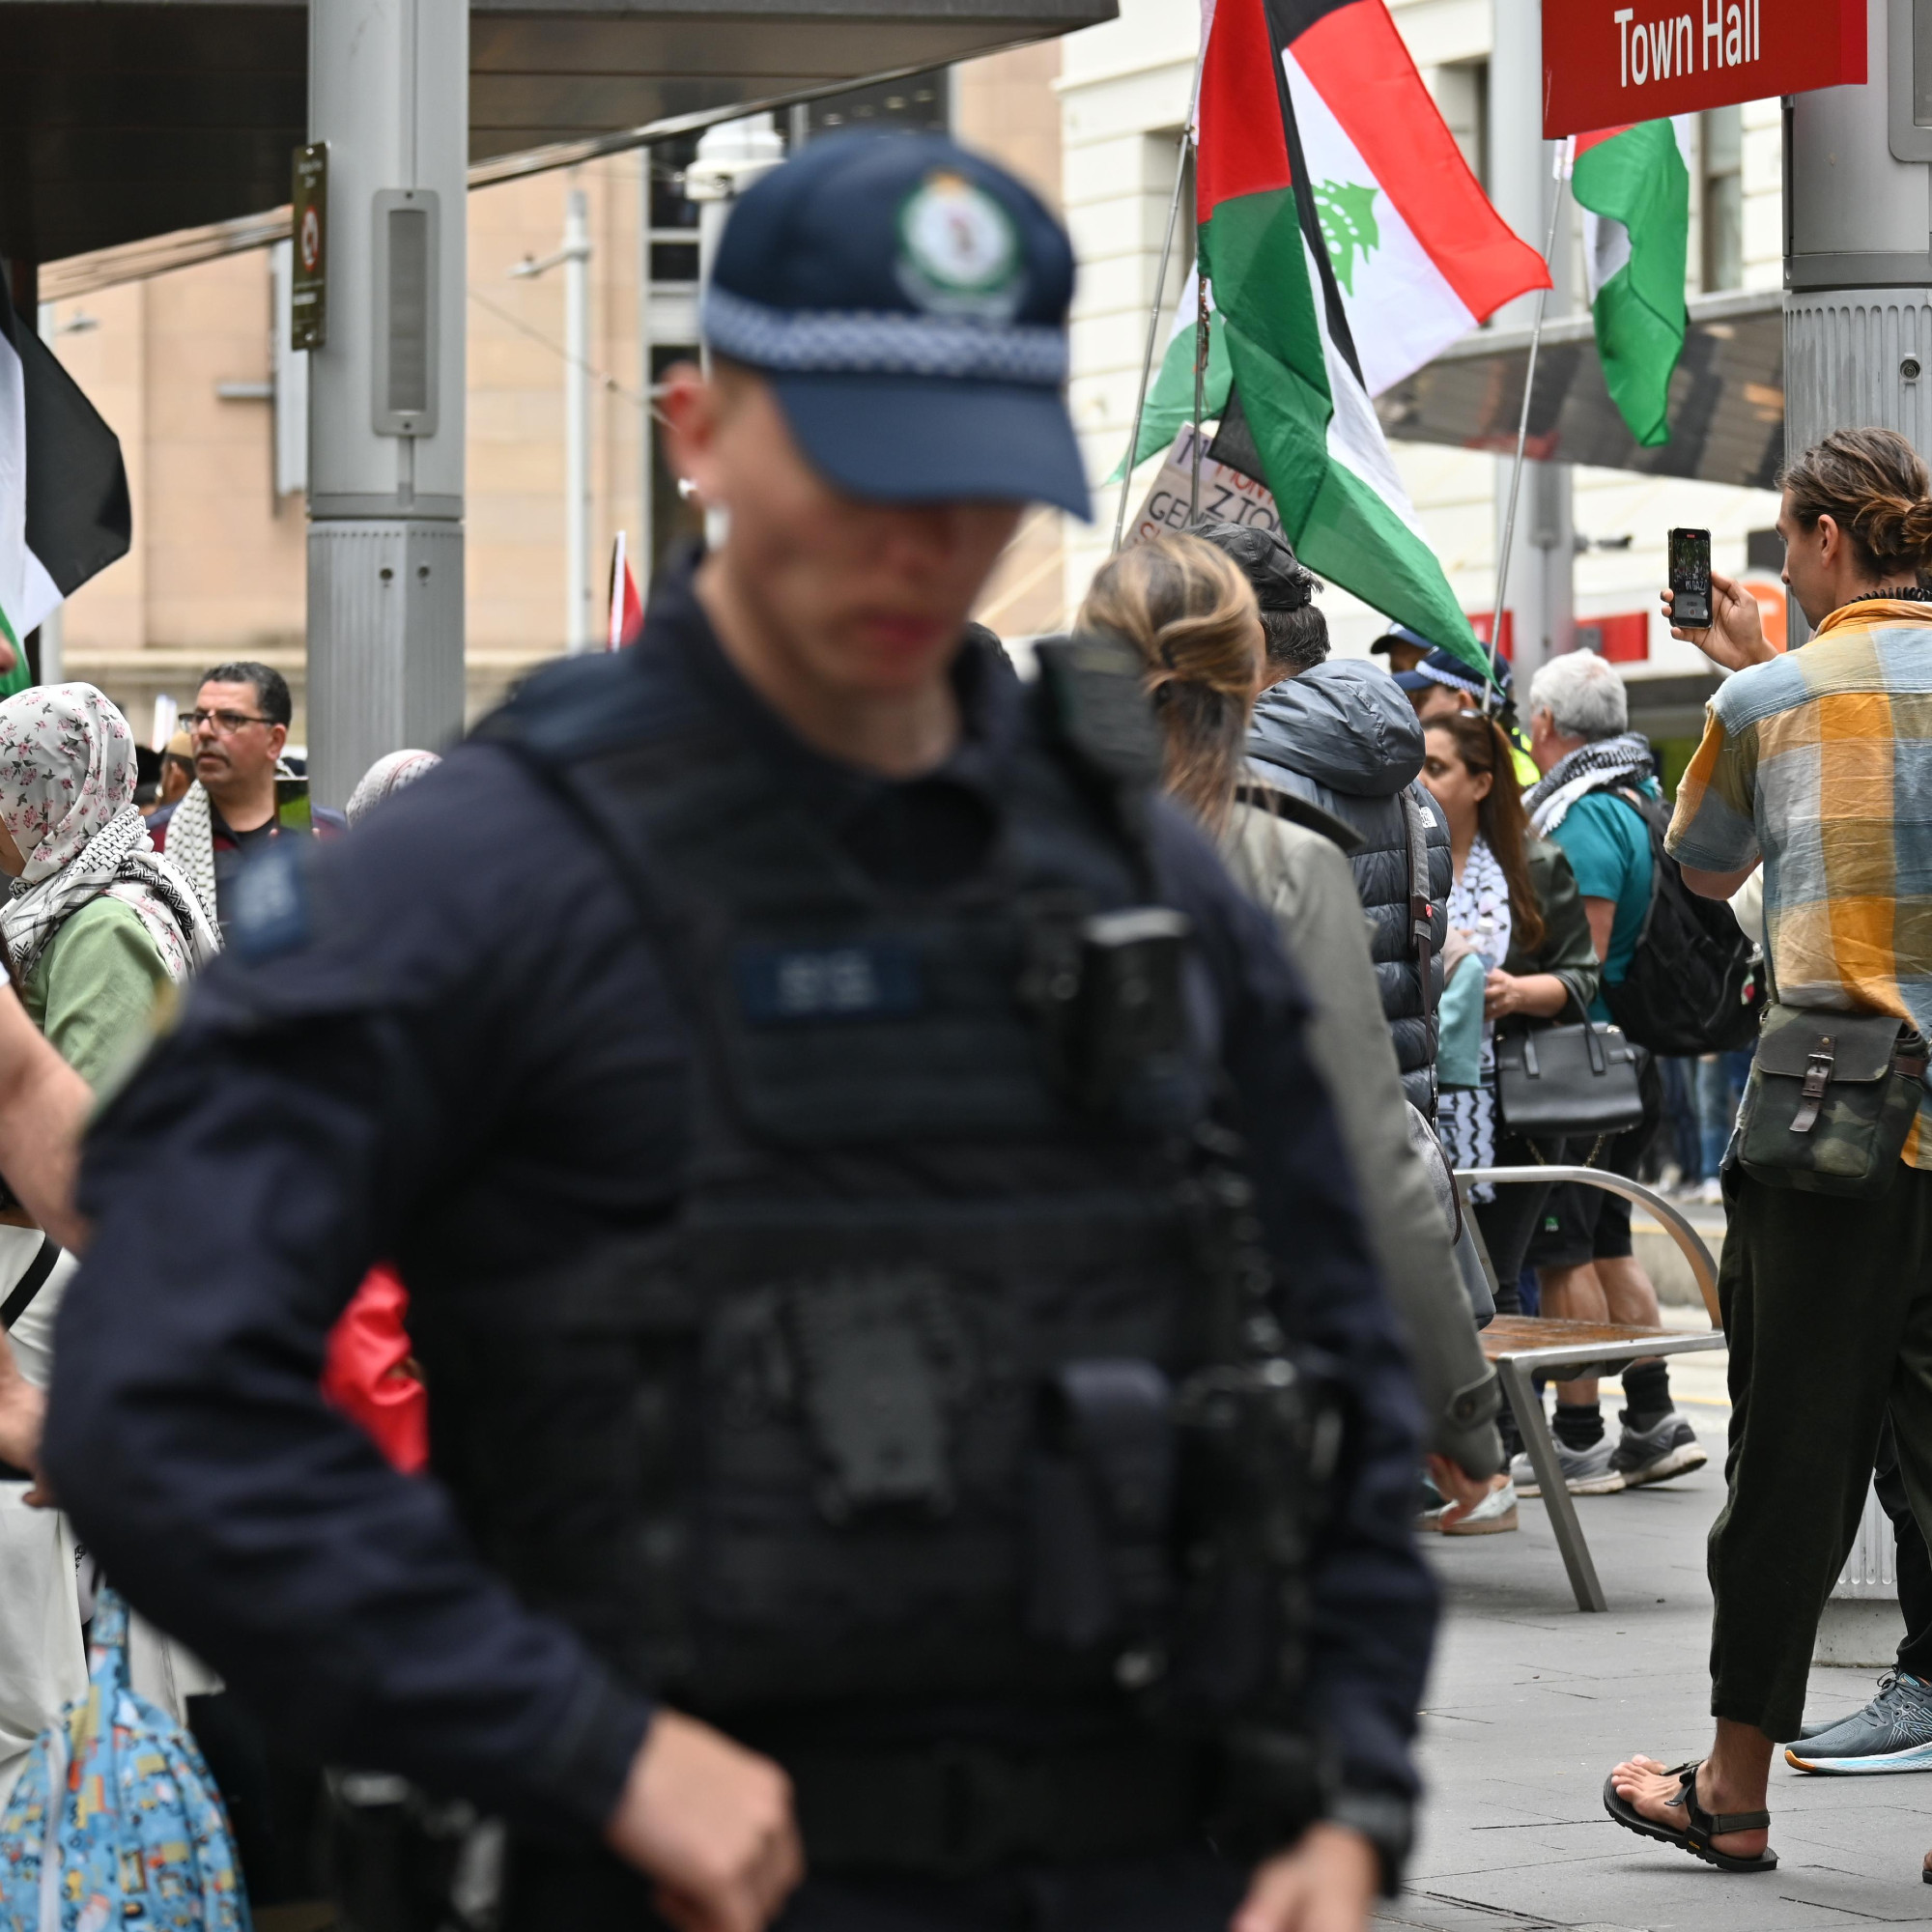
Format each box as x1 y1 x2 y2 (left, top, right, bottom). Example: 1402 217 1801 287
431 636 1323 1780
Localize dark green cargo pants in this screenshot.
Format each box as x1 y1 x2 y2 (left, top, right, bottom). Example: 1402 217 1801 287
1711 1160 1932 1741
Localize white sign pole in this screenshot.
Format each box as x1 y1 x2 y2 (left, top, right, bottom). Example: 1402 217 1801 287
1110 28 1211 554
1485 136 1574 716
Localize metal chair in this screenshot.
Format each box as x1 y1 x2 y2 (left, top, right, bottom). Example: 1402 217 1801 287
1454 1166 1724 1612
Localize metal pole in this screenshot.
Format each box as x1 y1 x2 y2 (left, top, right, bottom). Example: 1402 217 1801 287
1485 147 1569 716
563 186 590 651
306 0 468 808
34 303 63 686
1188 268 1207 524
1785 2 1931 649
1111 34 1210 554
639 147 653 594
1110 129 1191 554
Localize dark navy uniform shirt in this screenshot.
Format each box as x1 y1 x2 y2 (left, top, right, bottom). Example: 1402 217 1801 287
46 562 1436 1847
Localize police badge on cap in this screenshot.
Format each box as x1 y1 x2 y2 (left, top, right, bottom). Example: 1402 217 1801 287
700 134 1090 517
895 171 1024 321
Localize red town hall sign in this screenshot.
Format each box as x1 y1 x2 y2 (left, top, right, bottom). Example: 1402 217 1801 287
1542 0 1866 138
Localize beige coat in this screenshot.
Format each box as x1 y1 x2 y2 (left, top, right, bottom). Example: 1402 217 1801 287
1221 799 1501 1479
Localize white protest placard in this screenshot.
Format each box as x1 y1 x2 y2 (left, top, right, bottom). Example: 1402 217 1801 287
1127 424 1283 548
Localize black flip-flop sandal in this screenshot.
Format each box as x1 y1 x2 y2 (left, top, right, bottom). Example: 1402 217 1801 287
1603 1761 1777 1873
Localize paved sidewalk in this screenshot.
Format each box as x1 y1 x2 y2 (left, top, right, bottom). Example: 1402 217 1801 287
1383 1406 1932 1931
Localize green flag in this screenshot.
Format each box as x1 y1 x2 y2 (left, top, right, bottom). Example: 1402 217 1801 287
1573 121 1690 448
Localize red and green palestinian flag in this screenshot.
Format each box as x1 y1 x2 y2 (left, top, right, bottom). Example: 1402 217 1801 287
1186 0 1548 670
0 290 130 689
1121 0 1548 483
1574 121 1690 448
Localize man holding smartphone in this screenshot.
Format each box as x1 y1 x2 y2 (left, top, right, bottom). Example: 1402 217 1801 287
1608 428 1932 1880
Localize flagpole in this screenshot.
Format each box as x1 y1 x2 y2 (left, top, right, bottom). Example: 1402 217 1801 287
1111 132 1191 554
1189 269 1208 522
1485 136 1574 718
1110 35 1210 554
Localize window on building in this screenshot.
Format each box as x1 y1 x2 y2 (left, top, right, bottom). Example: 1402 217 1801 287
1434 62 1489 189
1701 105 1744 292
798 72 948 141
647 132 701 284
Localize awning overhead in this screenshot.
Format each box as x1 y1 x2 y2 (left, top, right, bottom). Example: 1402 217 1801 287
0 0 1111 267
1375 289 1785 490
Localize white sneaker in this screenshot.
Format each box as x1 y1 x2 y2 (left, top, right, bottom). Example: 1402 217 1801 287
1696 1176 1724 1205
1441 1479 1519 1536
1509 1439 1627 1496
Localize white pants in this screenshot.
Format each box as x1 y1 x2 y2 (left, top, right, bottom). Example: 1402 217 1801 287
0 1227 218 1809
0 1226 84 1808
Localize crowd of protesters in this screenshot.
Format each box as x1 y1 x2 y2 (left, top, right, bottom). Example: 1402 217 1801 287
0 661 439 1889
0 258 1921 1921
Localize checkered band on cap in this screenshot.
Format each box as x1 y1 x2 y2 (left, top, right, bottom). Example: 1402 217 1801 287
701 285 1068 386
1424 661 1488 696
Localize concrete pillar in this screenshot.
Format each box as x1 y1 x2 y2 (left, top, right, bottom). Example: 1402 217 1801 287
304 0 468 806
1489 0 1573 678
1785 0 1932 455
1784 0 1931 643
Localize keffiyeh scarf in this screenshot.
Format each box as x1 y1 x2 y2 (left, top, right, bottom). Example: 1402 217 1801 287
0 684 220 983
1436 835 1513 1200
1522 730 1655 835
164 781 219 933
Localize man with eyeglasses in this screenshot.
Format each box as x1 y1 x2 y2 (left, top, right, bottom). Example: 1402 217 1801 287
152 661 344 934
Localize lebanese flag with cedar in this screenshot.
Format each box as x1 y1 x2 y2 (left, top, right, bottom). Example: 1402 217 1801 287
1273 0 1549 394
1119 0 1546 473
1195 0 1540 668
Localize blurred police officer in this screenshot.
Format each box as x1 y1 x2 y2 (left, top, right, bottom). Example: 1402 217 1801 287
46 136 1434 1932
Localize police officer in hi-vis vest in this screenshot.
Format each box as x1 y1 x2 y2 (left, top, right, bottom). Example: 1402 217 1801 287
45 136 1435 1932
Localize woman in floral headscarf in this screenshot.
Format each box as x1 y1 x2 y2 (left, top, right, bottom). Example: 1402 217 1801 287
0 684 218 1804
0 683 216 1090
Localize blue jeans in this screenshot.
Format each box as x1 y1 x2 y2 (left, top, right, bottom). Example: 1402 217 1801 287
1657 1056 1703 1179
1696 1049 1755 1179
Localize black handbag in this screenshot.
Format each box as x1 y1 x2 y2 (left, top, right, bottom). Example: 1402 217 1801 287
1493 993 1647 1147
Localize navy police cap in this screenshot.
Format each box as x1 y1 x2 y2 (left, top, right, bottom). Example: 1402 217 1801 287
1394 646 1510 697
703 134 1089 518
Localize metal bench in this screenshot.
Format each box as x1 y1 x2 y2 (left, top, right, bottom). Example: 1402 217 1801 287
1454 1166 1725 1612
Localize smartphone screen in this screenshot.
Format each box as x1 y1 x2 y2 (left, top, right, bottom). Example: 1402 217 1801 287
1669 526 1713 628
275 776 313 835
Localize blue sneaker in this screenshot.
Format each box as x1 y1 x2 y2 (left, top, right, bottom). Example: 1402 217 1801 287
1784 1670 1932 1773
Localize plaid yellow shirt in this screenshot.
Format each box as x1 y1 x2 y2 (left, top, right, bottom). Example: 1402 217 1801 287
1666 599 1932 1167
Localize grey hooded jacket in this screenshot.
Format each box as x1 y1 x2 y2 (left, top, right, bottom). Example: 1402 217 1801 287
1245 660 1450 1114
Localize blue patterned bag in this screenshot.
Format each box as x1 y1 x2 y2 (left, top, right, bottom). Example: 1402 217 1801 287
0 1587 249 1930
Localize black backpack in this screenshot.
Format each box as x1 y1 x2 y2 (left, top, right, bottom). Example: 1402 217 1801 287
1597 785 1764 1055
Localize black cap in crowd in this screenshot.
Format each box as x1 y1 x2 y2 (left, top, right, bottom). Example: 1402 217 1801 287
1189 521 1318 610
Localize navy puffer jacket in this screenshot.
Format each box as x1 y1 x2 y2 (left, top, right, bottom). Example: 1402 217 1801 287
1245 661 1450 1114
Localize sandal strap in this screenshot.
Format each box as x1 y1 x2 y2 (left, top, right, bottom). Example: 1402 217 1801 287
1673 1763 1769 1841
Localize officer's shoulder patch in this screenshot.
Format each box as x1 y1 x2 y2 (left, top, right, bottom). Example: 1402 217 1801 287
1033 630 1164 790
228 839 312 962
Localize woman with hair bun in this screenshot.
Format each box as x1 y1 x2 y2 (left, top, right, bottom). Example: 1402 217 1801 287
1079 532 1508 1517
1607 427 1932 1877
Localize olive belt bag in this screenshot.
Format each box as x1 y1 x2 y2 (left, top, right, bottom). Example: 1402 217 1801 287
1735 1005 1930 1198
